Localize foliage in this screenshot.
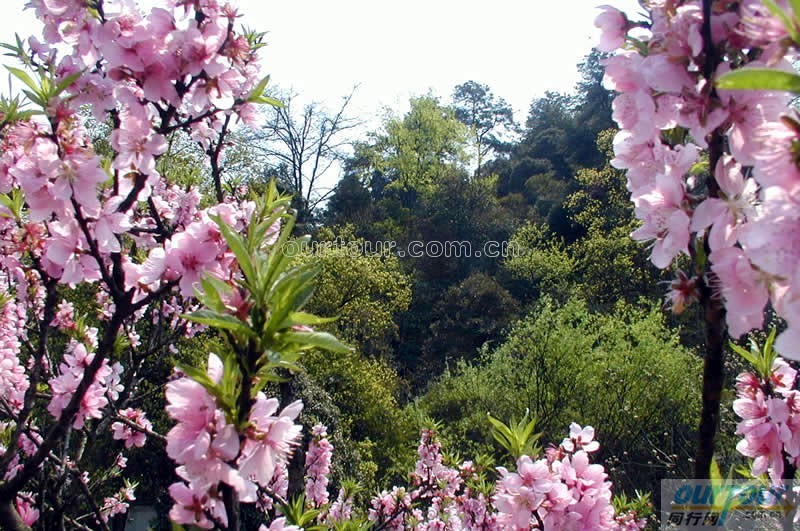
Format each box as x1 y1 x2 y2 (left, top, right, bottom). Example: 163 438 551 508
296 225 412 358
350 95 469 206
451 81 516 175
416 298 701 493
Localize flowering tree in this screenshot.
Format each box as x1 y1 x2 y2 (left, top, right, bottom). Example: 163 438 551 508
0 0 349 528
597 0 800 479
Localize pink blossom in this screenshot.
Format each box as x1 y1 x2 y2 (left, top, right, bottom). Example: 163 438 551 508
711 247 769 338
15 493 39 527
168 481 224 529
111 408 152 448
304 424 333 507
595 6 628 52
631 174 691 268
691 156 756 251
237 395 303 488
258 518 301 531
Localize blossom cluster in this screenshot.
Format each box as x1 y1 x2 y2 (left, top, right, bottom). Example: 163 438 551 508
598 1 800 357
0 0 281 526
304 424 333 508
734 358 800 482
165 353 303 529
360 425 647 530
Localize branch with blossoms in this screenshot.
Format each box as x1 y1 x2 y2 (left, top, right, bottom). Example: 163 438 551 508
0 0 310 528
297 423 649 530
597 0 800 478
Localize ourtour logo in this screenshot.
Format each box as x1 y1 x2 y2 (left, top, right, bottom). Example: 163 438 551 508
280 238 520 259
660 480 797 529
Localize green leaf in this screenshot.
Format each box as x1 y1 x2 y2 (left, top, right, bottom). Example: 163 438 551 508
21 89 44 108
280 311 337 328
176 363 233 415
763 0 800 43
252 94 285 108
6 66 39 94
716 68 800 93
212 216 257 288
281 330 352 353
181 309 257 339
195 274 233 313
246 75 271 102
54 70 83 97
730 342 759 369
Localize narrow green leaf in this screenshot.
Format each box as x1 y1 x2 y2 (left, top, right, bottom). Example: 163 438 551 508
717 68 800 93
281 330 352 353
280 312 337 328
181 309 257 339
213 216 257 287
246 75 271 103
176 363 232 414
54 70 83 97
709 459 722 482
21 89 44 108
791 0 800 20
253 95 285 108
762 0 800 43
729 342 759 369
195 275 230 313
6 66 39 94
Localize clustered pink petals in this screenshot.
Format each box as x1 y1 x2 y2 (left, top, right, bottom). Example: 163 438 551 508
605 1 800 356
0 288 29 415
493 424 640 530
165 353 304 528
15 492 39 527
361 426 645 530
47 338 124 429
100 484 136 522
111 408 152 449
734 358 800 483
304 424 333 507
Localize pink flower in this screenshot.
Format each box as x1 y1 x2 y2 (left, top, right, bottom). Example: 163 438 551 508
734 390 791 482
111 408 152 448
710 247 769 338
665 271 700 315
631 174 691 268
15 494 39 527
595 5 628 52
304 424 333 507
561 423 600 453
165 376 216 464
168 481 225 529
238 396 303 488
258 517 301 531
691 156 756 252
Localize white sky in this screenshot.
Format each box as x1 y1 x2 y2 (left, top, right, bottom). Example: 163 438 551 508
0 0 644 123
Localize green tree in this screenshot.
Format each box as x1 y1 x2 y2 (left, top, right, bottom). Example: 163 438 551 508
416 298 701 494
452 81 516 176
505 129 664 308
351 95 469 207
295 225 412 358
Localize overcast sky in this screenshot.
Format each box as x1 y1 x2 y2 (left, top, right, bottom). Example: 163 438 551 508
0 0 644 122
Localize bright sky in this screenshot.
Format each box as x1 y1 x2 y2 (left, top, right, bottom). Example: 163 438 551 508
0 0 644 123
